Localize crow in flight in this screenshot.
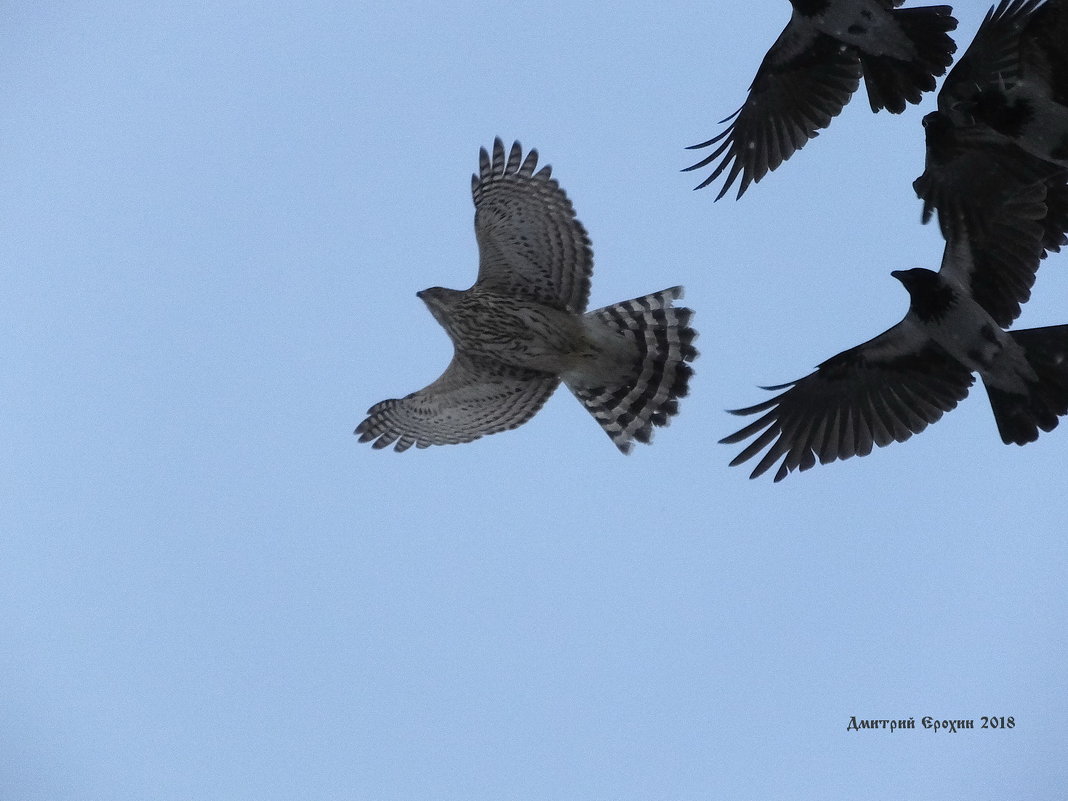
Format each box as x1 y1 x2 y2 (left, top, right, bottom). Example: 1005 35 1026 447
686 0 957 199
721 230 1068 481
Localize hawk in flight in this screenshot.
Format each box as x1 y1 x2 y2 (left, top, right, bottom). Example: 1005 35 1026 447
356 139 698 453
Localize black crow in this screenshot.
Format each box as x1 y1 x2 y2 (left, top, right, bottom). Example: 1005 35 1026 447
913 1 1068 304
685 0 957 199
721 232 1068 481
913 109 1067 311
937 0 1068 168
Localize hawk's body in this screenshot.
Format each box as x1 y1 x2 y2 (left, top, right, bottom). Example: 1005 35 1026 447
417 287 630 380
356 140 697 453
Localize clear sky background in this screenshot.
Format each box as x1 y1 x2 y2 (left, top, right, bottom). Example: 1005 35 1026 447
3 2 1067 799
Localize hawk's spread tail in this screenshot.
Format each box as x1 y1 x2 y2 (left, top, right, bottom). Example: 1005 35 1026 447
985 324 1068 445
566 287 698 453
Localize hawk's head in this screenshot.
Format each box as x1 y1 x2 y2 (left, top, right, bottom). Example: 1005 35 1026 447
417 287 464 328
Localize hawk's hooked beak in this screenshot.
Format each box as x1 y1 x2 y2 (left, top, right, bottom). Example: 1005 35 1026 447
416 288 438 312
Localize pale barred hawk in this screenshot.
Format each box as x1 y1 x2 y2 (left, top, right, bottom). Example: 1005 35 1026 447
356 139 698 453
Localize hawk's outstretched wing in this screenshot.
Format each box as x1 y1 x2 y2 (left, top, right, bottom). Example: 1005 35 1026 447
472 138 593 314
720 323 975 481
355 352 559 452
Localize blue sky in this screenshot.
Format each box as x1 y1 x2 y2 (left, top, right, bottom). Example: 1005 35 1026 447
3 2 1067 799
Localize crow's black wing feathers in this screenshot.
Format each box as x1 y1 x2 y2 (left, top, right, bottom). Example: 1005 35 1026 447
721 325 974 481
686 28 862 200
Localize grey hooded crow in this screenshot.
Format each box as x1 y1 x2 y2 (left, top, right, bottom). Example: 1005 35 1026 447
721 231 1068 481
685 0 958 200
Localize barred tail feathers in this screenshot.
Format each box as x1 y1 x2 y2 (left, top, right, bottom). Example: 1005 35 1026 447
565 287 698 453
984 324 1068 444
